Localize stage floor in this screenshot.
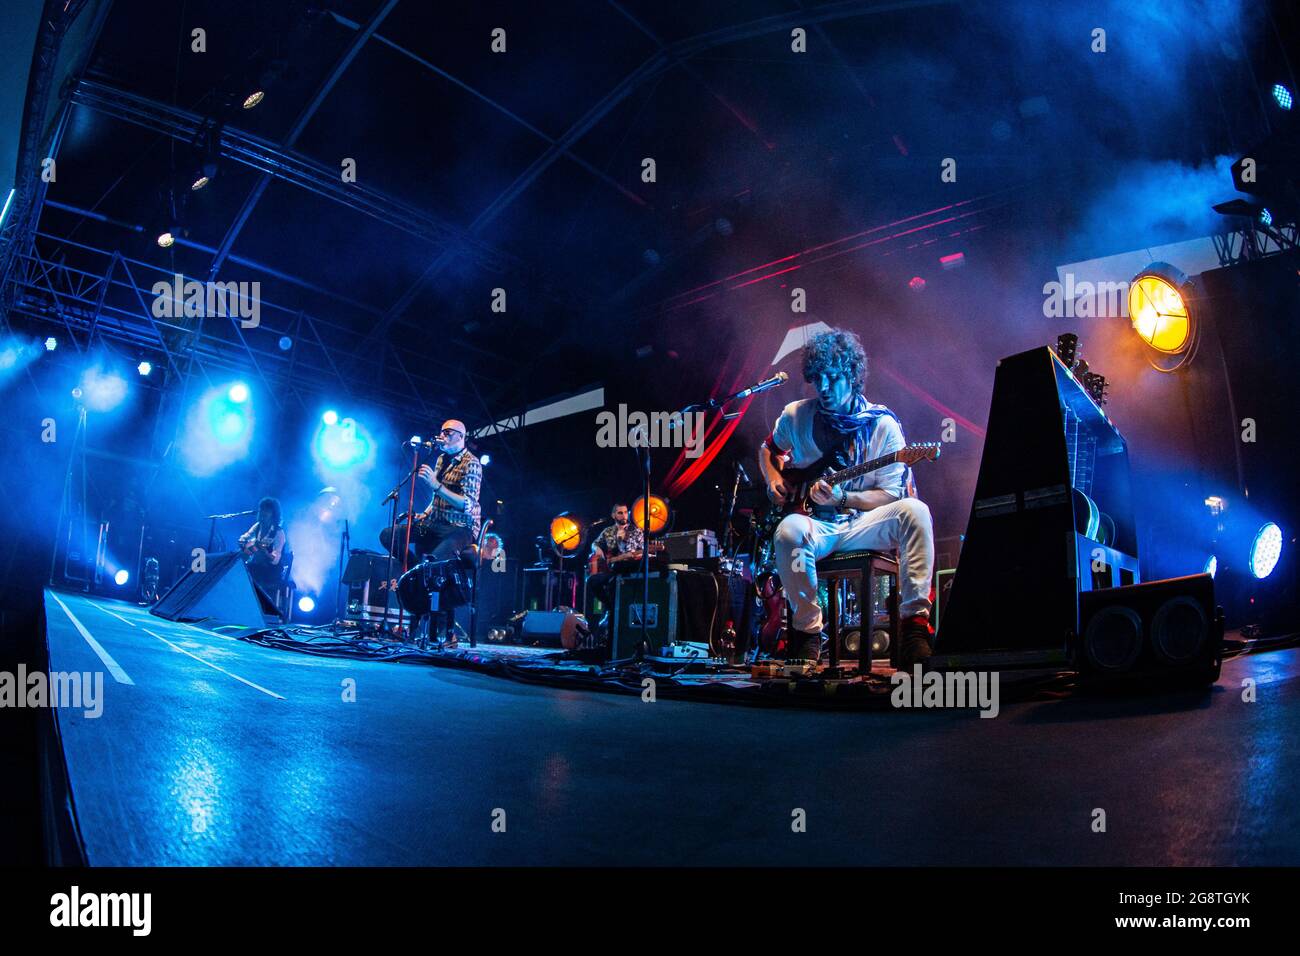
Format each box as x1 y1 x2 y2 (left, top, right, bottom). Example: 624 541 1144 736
43 589 1300 865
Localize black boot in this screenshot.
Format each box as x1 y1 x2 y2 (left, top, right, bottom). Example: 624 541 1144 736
784 628 823 663
898 615 933 669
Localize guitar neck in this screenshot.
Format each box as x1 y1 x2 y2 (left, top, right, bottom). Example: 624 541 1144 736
821 451 902 487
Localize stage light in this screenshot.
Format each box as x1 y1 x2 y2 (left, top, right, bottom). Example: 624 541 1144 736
1127 263 1192 354
549 513 583 555
409 435 422 445
908 276 926 291
297 595 316 613
1204 555 1217 578
1273 83 1293 110
632 494 671 535
322 409 339 426
278 336 292 351
1204 495 1226 516
243 89 265 110
44 336 57 351
78 366 128 412
137 361 152 376
190 174 210 191
313 416 374 472
480 453 491 466
113 569 130 586
1249 522 1283 579
228 382 250 403
1260 207 1273 227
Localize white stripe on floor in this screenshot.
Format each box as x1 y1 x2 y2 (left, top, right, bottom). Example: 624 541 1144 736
142 628 285 700
85 600 137 627
48 592 135 685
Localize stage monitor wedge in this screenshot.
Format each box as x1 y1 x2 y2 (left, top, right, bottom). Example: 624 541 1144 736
151 551 280 630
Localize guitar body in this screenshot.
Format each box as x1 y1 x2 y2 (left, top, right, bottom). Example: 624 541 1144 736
770 442 943 522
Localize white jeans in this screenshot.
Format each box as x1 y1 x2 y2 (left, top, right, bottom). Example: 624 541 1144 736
772 498 935 633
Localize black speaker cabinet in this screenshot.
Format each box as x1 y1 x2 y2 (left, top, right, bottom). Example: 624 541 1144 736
1077 573 1223 686
151 551 280 629
935 346 1139 669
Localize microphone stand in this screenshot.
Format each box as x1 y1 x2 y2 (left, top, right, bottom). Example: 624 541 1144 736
636 437 651 660
380 448 421 637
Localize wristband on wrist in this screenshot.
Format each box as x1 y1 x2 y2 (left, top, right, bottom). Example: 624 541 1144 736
838 487 848 509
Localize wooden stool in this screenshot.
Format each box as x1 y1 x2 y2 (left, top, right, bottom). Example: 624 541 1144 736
817 549 901 675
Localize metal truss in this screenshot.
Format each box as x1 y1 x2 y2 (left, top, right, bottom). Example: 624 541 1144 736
1 228 485 429
1212 220 1299 267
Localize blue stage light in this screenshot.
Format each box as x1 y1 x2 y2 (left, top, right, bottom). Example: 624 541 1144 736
78 366 128 412
409 435 422 445
313 416 374 472
1249 523 1283 579
297 595 316 613
114 569 130 586
228 382 250 404
137 361 152 376
278 336 292 351
1260 207 1273 227
44 336 57 351
1273 83 1293 110
480 453 491 466
1203 555 1217 578
322 409 339 426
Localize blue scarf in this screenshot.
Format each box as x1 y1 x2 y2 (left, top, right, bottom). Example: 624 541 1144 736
818 395 913 495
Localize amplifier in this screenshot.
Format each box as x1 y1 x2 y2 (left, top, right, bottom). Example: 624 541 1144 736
662 529 719 562
612 570 680 659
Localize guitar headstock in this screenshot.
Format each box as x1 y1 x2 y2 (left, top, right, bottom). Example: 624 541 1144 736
899 442 942 465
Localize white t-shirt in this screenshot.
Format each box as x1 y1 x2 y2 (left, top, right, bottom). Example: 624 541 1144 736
768 398 907 499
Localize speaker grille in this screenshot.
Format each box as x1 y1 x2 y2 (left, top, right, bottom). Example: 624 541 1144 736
1084 605 1143 670
1150 596 1208 663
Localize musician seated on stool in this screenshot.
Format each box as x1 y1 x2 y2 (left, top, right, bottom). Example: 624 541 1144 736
586 502 645 616
380 419 482 562
757 328 935 667
239 496 287 597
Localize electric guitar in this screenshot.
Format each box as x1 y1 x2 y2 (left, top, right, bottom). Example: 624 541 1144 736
772 442 942 519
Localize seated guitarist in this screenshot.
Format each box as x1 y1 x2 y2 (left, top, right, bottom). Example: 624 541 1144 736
239 496 287 597
757 328 935 667
586 503 645 612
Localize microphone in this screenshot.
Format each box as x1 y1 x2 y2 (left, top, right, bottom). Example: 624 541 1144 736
734 460 751 483
734 371 788 400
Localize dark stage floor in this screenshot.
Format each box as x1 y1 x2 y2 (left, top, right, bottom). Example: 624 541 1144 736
43 589 1300 866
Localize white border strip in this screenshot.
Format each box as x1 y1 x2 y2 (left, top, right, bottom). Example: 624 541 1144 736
49 592 134 685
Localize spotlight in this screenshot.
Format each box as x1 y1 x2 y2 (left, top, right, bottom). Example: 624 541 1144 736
632 494 671 535
908 276 926 291
1249 522 1283 579
243 89 265 110
314 416 374 471
1204 555 1217 578
114 569 130 586
1273 83 1293 111
190 122 221 190
137 361 152 377
44 336 57 351
322 409 339 426
297 595 316 613
228 382 250 404
1127 262 1193 355
480 453 491 466
78 366 129 412
278 336 292 351
156 230 175 248
1260 207 1273 227
409 435 422 445
549 513 583 555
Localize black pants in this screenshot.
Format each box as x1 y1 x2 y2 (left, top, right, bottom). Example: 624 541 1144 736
246 552 281 599
380 519 471 565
